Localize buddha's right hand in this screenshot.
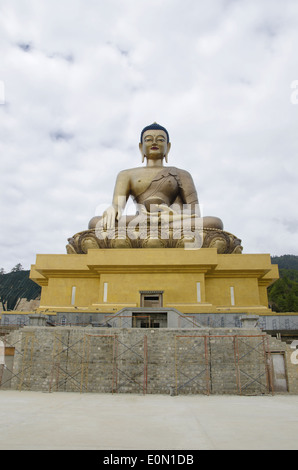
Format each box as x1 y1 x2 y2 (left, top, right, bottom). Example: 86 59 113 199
102 206 121 229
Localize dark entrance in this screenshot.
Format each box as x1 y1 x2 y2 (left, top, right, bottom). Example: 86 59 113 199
132 312 167 328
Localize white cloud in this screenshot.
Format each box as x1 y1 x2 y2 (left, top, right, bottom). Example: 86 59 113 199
0 0 297 272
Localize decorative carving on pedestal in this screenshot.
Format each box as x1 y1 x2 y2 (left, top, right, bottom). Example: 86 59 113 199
66 227 243 254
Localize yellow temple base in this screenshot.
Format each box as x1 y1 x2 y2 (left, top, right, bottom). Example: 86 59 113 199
30 248 279 315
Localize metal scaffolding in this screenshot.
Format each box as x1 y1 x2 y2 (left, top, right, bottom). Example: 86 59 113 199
49 332 148 394
234 334 274 395
49 332 118 393
0 330 274 396
174 334 275 396
175 335 210 395
80 334 118 394
113 335 148 394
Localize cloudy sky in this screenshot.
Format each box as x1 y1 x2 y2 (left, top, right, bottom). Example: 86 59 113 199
0 0 298 272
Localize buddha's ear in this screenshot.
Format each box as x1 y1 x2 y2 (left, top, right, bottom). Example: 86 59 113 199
139 142 145 163
165 142 171 163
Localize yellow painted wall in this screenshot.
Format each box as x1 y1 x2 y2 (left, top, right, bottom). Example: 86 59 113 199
205 277 260 307
31 248 279 314
98 272 206 306
40 277 100 308
258 282 270 307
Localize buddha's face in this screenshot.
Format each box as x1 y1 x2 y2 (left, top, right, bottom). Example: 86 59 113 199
139 129 171 162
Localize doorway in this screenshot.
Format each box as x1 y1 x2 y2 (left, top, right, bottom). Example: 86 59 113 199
132 312 167 328
270 352 288 392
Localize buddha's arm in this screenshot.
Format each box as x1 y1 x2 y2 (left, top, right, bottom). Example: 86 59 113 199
103 170 131 229
178 170 200 216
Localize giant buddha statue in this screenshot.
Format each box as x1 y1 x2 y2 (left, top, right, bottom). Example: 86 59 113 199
66 123 242 254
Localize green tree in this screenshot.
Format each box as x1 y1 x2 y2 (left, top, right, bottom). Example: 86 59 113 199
11 263 24 272
268 275 298 313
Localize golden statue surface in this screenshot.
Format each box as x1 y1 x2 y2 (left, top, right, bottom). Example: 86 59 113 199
67 123 242 254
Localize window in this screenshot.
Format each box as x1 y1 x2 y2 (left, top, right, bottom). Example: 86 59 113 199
230 287 235 306
71 286 76 305
103 283 108 302
140 291 163 307
197 282 201 302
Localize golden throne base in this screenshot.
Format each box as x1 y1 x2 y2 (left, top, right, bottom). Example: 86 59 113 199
66 227 243 255
30 248 278 316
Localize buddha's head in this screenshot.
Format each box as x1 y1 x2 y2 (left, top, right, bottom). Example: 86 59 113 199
139 122 171 163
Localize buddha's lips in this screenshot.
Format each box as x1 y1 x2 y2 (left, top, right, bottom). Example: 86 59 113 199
151 146 159 150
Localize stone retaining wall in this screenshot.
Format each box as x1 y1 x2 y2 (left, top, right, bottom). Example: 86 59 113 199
1 327 297 395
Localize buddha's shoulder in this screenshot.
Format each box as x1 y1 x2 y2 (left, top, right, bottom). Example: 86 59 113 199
116 168 138 178
117 167 159 176
166 166 193 178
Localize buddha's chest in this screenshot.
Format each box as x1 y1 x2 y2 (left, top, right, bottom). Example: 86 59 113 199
130 168 180 202
129 169 165 195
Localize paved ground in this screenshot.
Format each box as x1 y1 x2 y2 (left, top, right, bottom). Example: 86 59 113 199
0 391 297 450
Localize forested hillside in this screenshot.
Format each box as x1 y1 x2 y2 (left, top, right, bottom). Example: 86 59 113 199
269 255 298 312
0 266 41 311
271 255 298 270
